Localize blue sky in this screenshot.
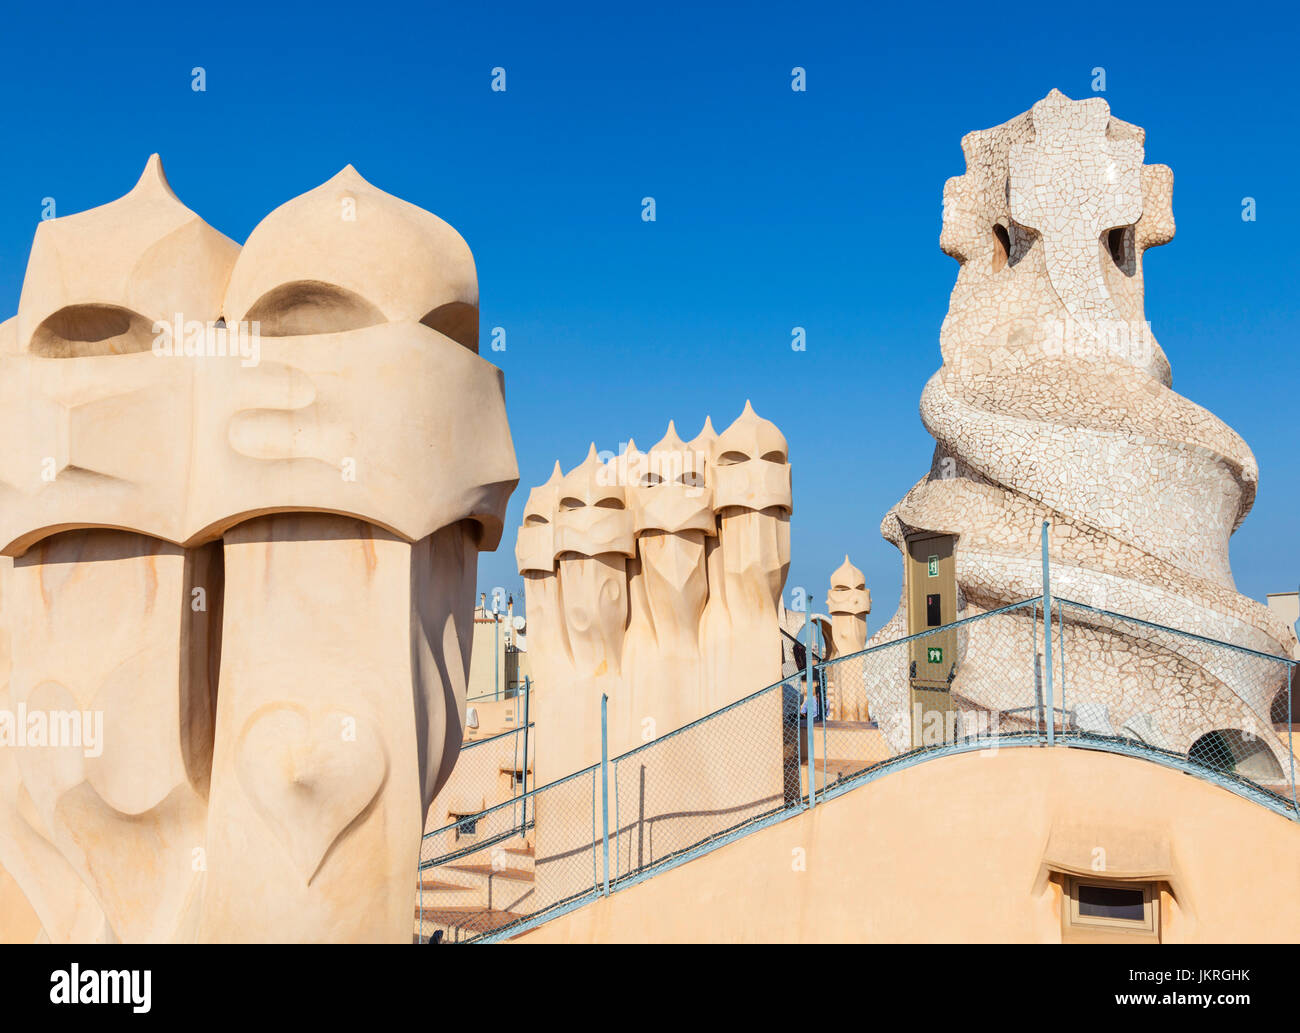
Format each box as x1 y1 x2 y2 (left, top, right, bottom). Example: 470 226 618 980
1 1 1296 627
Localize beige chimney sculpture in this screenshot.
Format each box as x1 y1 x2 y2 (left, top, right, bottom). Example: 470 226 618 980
825 555 871 720
519 403 792 775
699 402 793 714
532 444 637 781
0 157 517 942
624 424 715 738
868 90 1295 762
514 462 569 706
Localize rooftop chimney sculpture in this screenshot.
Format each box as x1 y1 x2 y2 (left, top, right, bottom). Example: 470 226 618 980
0 158 517 942
868 91 1296 763
515 461 568 708
825 555 871 720
518 405 792 899
518 402 791 781
624 423 716 740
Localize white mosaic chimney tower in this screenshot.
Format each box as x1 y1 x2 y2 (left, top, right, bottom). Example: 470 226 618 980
869 91 1296 764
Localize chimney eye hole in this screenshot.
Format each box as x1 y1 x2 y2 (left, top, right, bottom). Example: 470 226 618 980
1106 226 1135 275
243 280 385 337
30 304 157 357
992 224 1011 272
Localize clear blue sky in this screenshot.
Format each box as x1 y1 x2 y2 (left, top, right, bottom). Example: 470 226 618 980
2 1 1296 625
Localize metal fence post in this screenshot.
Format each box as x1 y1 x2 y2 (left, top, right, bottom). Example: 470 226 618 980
1291 583 1298 817
1058 601 1067 747
1041 521 1055 748
805 608 816 808
520 676 531 837
1289 658 1298 818
794 672 802 804
600 693 611 895
818 624 827 786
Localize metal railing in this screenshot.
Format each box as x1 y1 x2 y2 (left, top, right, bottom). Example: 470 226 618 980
416 762 595 943
416 525 1297 942
429 721 533 817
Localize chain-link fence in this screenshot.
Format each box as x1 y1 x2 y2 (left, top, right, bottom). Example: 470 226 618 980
1053 598 1297 812
416 763 598 943
610 680 807 882
815 598 1045 789
819 597 1297 812
418 585 1298 943
423 723 533 837
781 623 824 679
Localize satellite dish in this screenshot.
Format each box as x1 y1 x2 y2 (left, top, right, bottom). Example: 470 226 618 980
512 615 526 631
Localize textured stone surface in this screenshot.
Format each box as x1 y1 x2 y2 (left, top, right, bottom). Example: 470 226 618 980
868 91 1296 764
520 402 792 780
825 555 871 720
0 157 516 942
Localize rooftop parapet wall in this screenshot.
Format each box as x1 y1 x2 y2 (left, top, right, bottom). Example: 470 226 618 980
514 747 1300 944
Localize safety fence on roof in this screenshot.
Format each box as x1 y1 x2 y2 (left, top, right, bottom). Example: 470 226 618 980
414 542 1297 943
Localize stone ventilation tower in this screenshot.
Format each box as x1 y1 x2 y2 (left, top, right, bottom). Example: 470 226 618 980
825 555 871 720
0 158 517 942
624 422 717 738
699 401 793 714
868 90 1296 764
515 462 568 701
518 402 792 782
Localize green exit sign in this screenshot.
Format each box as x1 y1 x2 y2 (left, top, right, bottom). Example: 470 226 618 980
927 647 943 664
927 555 939 577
